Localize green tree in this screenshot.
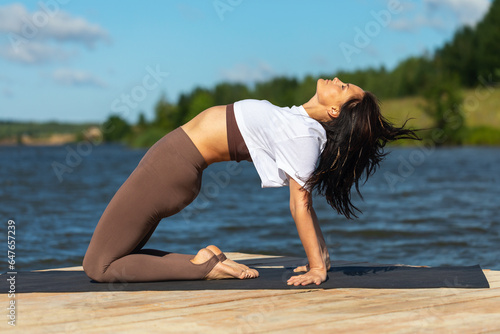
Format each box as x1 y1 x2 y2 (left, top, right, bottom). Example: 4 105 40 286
421 75 464 145
436 26 478 86
153 93 181 131
253 76 299 106
389 57 434 97
294 75 317 105
102 115 132 142
137 111 147 129
475 0 500 80
213 82 250 105
182 87 215 123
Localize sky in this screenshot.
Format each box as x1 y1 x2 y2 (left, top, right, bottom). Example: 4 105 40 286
0 0 493 123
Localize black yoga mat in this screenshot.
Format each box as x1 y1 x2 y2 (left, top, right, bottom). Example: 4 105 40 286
1 263 489 293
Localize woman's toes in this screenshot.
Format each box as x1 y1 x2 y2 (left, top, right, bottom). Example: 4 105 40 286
250 268 259 277
239 268 259 279
246 268 259 278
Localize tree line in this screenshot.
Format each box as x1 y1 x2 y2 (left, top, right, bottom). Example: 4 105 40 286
104 0 500 147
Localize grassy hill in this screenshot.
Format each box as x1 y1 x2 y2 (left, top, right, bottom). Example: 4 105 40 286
381 87 500 145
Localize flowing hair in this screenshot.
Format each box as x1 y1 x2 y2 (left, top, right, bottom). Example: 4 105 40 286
303 91 420 219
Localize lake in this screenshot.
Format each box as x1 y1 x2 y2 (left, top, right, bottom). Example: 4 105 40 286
2 143 500 271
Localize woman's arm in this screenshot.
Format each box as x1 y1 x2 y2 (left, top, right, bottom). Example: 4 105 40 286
287 175 330 286
293 206 331 273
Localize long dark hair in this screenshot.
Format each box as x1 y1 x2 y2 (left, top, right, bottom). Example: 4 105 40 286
303 91 420 219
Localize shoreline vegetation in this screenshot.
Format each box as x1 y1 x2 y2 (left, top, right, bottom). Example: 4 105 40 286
0 122 101 146
2 87 499 148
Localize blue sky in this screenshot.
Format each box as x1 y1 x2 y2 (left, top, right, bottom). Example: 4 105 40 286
0 0 492 123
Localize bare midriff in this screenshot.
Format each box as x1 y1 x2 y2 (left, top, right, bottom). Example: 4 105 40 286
181 105 231 165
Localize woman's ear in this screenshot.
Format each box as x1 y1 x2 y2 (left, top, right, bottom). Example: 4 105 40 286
327 106 340 119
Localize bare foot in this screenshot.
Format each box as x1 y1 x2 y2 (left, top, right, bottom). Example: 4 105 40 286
205 245 259 278
190 248 251 280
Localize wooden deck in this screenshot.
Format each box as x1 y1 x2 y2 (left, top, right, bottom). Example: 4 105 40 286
1 252 499 333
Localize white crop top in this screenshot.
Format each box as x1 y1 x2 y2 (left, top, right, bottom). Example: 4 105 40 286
233 99 327 189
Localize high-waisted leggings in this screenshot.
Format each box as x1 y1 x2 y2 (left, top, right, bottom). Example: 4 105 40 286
83 104 251 282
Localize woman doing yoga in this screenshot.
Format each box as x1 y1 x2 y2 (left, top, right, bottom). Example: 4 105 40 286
83 77 418 286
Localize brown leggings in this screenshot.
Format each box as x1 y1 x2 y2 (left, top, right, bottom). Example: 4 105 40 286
83 104 250 282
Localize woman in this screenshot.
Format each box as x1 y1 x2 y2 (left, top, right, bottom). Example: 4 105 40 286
83 77 418 286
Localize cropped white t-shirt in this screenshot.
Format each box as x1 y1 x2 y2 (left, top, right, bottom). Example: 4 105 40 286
233 99 327 189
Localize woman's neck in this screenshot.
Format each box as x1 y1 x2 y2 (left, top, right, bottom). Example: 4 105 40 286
302 95 329 122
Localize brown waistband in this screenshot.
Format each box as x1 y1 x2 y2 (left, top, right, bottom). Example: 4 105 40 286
226 104 252 162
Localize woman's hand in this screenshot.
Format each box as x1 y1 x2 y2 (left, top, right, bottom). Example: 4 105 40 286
287 268 327 286
287 175 331 286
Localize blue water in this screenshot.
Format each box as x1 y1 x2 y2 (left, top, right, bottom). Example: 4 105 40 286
2 143 500 271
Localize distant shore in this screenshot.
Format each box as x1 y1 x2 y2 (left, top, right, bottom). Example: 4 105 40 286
0 124 102 147
0 133 76 146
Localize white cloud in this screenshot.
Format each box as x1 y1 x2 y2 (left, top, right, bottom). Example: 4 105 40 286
391 14 446 32
0 3 109 46
38 12 110 47
52 68 106 88
0 3 109 64
0 42 74 64
390 0 490 32
425 0 491 27
221 61 275 83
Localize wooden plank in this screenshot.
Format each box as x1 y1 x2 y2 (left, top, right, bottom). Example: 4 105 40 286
483 270 500 287
35 289 498 334
11 284 497 332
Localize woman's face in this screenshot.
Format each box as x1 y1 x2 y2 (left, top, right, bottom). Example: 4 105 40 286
316 77 364 112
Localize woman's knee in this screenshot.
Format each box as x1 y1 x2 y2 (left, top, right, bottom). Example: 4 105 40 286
82 252 106 282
